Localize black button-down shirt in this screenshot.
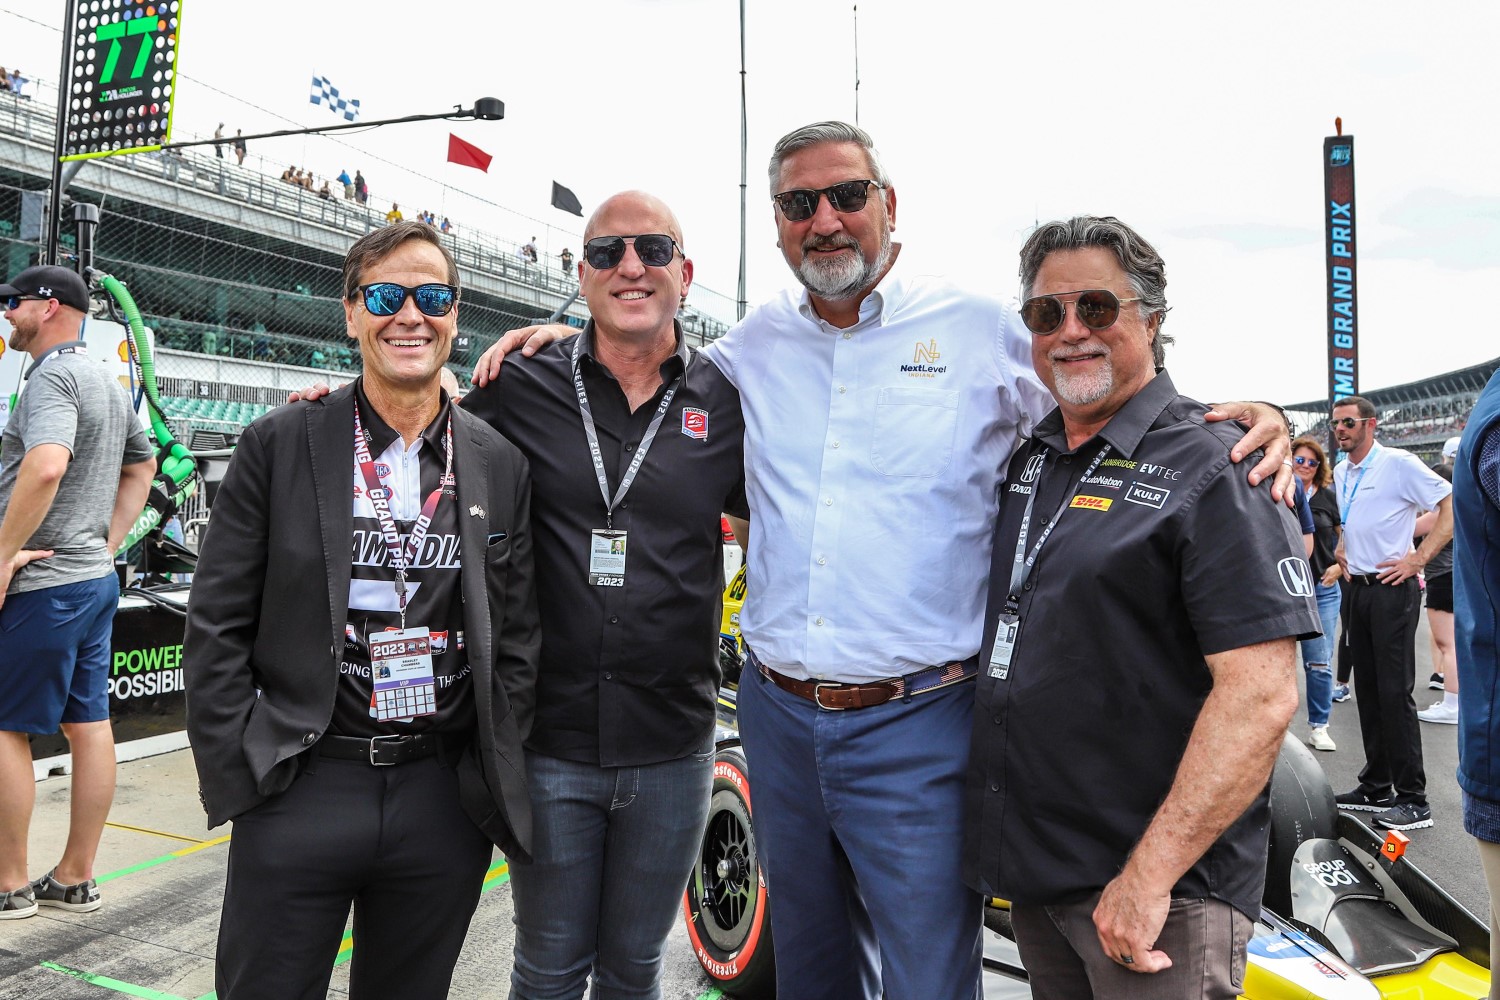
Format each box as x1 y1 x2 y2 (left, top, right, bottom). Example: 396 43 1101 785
463 323 747 766
962 372 1319 919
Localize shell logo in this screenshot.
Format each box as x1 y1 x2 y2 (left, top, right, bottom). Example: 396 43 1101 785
118 340 131 362
0 337 6 360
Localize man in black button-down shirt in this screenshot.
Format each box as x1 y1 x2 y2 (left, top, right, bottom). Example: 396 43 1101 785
462 191 748 999
962 216 1318 999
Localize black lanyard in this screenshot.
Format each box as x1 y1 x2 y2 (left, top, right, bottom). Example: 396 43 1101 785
571 336 681 529
1003 443 1114 615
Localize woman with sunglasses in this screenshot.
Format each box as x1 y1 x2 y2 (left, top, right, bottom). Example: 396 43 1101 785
1292 436 1343 751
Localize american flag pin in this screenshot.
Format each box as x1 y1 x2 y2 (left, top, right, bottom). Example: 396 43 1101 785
469 504 485 518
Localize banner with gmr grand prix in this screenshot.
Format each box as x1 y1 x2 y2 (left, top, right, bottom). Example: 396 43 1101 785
1324 130 1358 404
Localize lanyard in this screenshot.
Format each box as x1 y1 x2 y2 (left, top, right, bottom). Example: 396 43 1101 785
353 400 453 630
1340 445 1381 518
571 336 681 529
25 342 86 379
1003 443 1114 615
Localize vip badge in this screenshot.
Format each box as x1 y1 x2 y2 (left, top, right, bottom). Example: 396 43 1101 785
682 407 709 441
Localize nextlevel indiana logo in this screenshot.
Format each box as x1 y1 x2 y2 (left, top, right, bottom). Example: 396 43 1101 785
901 339 947 377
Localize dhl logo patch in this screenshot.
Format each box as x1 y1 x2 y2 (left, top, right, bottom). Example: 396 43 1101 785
1069 495 1113 511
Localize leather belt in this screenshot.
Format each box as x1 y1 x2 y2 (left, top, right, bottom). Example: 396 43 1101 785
317 732 465 766
752 650 978 711
1348 573 1389 586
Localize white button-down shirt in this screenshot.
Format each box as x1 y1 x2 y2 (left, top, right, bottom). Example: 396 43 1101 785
704 255 1053 682
1333 441 1452 574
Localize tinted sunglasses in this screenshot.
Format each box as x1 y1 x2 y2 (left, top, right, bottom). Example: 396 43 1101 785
1021 289 1142 335
772 179 882 222
1293 455 1319 466
358 282 457 317
583 234 682 270
3 295 47 310
1331 417 1374 430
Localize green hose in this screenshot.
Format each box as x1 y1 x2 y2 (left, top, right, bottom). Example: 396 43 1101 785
99 274 199 554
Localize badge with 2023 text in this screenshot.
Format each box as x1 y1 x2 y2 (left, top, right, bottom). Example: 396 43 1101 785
369 627 437 721
589 529 628 587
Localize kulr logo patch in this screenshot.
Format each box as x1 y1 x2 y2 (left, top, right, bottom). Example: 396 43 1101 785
1070 495 1112 511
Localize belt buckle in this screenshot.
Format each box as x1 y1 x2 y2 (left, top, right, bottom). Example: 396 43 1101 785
368 734 404 766
812 682 850 711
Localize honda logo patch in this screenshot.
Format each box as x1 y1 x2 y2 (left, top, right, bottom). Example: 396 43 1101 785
681 407 708 441
1020 454 1045 484
1278 557 1315 598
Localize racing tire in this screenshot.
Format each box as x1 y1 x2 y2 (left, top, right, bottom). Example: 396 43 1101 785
682 744 776 998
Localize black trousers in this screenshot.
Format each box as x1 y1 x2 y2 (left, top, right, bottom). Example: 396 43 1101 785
1346 577 1427 805
215 752 492 999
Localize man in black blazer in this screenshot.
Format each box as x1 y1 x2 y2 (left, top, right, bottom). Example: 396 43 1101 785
184 221 539 1000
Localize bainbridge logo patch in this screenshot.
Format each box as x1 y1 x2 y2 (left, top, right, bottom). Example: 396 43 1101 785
1070 495 1112 511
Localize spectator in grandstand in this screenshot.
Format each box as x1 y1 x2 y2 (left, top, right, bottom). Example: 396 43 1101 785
8 70 23 96
559 247 574 277
279 165 295 184
1332 395 1453 831
0 265 156 919
183 221 540 997
1293 435 1343 751
385 203 403 224
1451 373 1500 995
232 129 246 166
213 123 224 159
300 169 315 191
337 168 353 200
522 237 538 264
355 169 368 204
317 180 332 201
1418 437 1461 725
469 123 1295 1000
440 216 453 235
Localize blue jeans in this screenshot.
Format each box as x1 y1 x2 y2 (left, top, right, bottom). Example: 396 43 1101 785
737 667 983 1000
1298 582 1341 727
508 746 713 1000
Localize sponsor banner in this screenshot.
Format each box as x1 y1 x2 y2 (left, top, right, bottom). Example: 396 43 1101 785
1324 133 1358 405
1070 495 1113 511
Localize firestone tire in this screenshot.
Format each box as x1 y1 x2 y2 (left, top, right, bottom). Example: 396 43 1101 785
682 744 776 998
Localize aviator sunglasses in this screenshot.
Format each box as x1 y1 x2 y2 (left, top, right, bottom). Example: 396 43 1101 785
1293 455 1319 466
357 282 458 317
1020 289 1143 336
3 295 48 311
772 179 882 222
583 234 683 270
1331 416 1374 430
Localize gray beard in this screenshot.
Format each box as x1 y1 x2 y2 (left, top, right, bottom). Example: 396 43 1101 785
795 234 892 301
1049 352 1115 407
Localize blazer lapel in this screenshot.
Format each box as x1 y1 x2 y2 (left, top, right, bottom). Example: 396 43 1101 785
308 386 355 655
454 411 495 739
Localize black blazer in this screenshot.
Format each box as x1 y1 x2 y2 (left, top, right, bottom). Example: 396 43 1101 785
183 383 541 861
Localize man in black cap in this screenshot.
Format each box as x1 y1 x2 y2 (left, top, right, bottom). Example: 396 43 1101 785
0 265 155 919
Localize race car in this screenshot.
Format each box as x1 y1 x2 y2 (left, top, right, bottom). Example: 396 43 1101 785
682 569 1492 999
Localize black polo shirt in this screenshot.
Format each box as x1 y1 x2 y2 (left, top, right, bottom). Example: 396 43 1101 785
462 322 747 766
961 371 1319 919
333 381 470 737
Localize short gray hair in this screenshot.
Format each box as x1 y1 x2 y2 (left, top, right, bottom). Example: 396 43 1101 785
768 121 890 196
1018 216 1173 367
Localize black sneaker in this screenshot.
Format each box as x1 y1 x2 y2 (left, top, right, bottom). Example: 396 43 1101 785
1373 802 1434 831
0 883 37 920
30 870 101 913
1335 787 1396 812
1427 672 1445 691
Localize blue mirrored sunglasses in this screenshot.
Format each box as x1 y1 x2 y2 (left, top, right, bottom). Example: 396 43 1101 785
357 282 457 317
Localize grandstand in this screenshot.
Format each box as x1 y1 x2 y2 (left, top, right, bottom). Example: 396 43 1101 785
1286 357 1500 465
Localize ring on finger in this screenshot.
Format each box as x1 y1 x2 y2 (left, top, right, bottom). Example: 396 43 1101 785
1120 954 1134 965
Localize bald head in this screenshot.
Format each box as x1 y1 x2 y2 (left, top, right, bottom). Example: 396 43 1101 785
585 190 685 248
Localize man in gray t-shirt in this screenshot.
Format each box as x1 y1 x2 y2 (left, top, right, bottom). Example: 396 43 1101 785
0 265 154 920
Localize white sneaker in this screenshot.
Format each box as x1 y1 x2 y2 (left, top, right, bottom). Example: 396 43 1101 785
1417 701 1459 725
1308 725 1337 751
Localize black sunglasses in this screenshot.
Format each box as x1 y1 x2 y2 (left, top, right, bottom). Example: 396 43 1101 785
772 179 882 222
583 234 682 270
357 282 458 317
1293 455 1319 466
1330 416 1374 430
1020 289 1143 336
3 295 48 311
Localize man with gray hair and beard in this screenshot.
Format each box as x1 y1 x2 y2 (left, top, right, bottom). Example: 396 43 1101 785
475 123 1295 1000
962 216 1318 998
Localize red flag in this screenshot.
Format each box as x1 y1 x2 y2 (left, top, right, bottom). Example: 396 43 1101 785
447 133 492 172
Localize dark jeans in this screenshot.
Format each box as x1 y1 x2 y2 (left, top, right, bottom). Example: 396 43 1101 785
215 752 491 1000
1346 577 1427 805
507 745 713 1000
1012 894 1250 1000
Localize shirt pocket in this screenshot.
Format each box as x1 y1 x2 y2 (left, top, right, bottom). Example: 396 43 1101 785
871 387 959 478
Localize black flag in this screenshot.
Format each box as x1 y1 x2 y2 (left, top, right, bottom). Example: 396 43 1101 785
550 181 583 217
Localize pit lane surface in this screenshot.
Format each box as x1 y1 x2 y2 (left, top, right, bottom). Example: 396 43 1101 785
0 615 1478 998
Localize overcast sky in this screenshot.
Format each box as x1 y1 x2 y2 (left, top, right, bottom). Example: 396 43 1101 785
5 0 1496 405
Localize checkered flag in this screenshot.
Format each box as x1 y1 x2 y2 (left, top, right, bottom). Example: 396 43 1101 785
310 75 361 122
